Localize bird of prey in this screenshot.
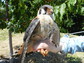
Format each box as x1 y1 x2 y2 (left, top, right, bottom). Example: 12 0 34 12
17 5 61 57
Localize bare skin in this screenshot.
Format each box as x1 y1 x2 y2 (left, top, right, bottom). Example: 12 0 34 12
33 39 62 56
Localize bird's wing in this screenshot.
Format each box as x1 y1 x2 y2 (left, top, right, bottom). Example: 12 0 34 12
49 22 60 47
23 18 40 42
21 17 40 63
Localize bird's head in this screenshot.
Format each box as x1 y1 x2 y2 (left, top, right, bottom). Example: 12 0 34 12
37 5 55 20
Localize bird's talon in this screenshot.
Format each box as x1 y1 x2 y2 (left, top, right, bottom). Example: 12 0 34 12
37 49 48 57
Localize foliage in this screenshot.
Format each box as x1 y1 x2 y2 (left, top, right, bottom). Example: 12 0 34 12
0 0 84 33
0 0 7 29
54 0 84 32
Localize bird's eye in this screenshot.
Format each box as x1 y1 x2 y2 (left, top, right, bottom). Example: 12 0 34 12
44 12 46 14
51 11 53 14
43 12 46 15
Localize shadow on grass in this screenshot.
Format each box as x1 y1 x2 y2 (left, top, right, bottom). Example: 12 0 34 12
65 54 82 63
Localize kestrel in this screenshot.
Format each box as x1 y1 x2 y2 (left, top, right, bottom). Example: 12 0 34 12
17 5 61 57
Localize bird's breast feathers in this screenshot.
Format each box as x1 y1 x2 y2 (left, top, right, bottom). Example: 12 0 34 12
30 15 57 42
36 15 54 39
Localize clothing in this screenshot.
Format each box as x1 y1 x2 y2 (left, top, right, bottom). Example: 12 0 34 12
60 35 84 54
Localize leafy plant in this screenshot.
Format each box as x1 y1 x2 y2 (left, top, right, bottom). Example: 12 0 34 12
0 0 84 33
54 0 84 32
0 0 7 29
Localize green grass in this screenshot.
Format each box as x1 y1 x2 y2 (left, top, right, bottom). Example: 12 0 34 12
0 29 23 41
66 53 82 63
0 29 8 41
60 33 78 37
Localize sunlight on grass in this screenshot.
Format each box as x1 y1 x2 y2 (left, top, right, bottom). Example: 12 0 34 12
60 33 78 37
0 29 24 57
0 29 24 42
0 29 8 42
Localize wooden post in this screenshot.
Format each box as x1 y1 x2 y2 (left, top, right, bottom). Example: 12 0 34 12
5 0 13 63
8 30 13 63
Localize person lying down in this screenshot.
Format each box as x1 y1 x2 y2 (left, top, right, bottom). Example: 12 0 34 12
60 35 84 54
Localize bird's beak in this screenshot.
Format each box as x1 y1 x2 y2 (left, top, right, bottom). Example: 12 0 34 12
47 8 55 20
47 8 54 15
50 9 54 14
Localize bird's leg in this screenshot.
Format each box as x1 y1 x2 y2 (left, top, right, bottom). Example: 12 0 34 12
37 48 48 56
16 44 24 55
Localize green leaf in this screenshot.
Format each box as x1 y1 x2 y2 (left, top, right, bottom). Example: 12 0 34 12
81 7 84 15
33 0 42 4
60 3 66 20
69 0 77 6
54 6 60 16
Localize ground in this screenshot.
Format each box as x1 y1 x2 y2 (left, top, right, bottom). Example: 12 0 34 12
0 29 23 58
0 29 84 63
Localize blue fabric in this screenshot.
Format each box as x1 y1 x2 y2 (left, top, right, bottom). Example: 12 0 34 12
60 35 84 54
